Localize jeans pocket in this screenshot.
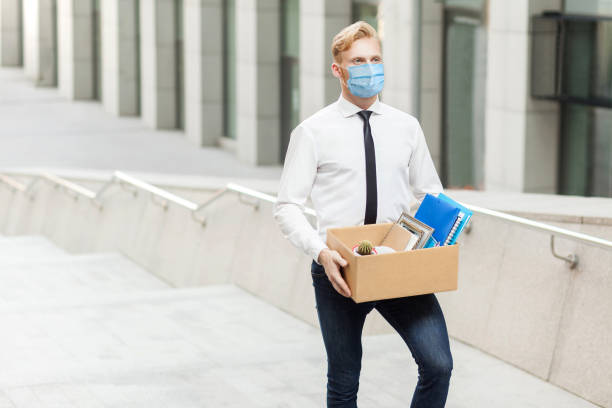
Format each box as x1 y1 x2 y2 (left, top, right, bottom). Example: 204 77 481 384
311 261 326 277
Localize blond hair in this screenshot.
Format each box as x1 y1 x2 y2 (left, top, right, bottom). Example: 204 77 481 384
331 21 380 63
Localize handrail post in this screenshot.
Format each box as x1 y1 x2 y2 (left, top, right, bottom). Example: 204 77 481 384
550 235 579 269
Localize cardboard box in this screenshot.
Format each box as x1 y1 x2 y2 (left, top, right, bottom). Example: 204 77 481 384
326 222 458 303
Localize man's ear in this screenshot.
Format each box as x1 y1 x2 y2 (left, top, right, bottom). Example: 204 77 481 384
331 62 342 79
331 62 348 86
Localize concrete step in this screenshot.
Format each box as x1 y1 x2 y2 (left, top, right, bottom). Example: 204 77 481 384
0 234 68 263
0 252 171 304
0 283 598 407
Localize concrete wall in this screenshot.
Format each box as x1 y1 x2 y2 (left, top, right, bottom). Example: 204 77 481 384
139 0 177 129
235 0 281 165
0 0 22 66
1 173 611 406
101 0 138 116
183 0 223 146
57 0 94 99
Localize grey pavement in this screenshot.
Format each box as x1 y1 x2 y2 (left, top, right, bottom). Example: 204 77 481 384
0 234 599 407
0 68 282 180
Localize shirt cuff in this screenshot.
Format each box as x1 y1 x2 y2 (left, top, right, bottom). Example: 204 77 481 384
310 240 329 266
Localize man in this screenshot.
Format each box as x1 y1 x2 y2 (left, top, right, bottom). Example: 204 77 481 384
272 21 453 408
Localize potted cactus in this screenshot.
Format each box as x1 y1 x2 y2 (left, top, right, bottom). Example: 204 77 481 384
351 240 396 256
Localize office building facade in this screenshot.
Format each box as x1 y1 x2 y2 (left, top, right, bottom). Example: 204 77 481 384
1 0 611 197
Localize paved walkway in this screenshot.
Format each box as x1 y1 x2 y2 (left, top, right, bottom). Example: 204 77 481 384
0 234 600 407
0 68 282 180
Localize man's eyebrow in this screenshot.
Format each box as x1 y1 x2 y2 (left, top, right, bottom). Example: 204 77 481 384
351 54 382 60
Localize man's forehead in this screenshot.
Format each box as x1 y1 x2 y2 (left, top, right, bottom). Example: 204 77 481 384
343 38 381 58
347 51 381 58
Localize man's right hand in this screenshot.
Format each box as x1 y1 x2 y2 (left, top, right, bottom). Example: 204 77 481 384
317 248 351 297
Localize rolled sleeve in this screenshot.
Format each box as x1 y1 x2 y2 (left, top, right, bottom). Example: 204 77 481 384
272 125 329 265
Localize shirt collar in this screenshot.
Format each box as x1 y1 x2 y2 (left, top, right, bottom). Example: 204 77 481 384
337 93 384 118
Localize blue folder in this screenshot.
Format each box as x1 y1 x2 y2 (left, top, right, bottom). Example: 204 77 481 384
437 192 473 245
414 193 460 245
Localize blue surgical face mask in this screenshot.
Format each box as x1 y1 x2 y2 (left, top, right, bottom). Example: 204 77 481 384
345 63 384 98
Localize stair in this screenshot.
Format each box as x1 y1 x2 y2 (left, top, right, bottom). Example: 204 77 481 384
0 235 68 263
0 234 599 407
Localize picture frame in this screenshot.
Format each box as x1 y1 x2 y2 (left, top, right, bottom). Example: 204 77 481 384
395 212 435 250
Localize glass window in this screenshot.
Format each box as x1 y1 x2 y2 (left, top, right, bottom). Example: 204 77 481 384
531 15 612 105
564 0 612 15
352 0 379 30
175 0 184 129
135 0 141 114
280 0 300 162
223 0 237 139
560 104 612 197
442 9 487 190
93 0 102 100
441 0 484 12
540 13 612 197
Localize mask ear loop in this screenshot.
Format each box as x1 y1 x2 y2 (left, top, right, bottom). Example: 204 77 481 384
337 65 350 89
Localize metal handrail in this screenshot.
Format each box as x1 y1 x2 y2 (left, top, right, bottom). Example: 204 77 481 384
458 201 612 252
0 174 27 192
1 170 611 268
454 201 612 269
42 172 98 200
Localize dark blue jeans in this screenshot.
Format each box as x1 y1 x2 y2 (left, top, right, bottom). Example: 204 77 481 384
311 260 453 407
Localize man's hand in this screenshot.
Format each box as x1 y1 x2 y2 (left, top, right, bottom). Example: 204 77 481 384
318 248 351 297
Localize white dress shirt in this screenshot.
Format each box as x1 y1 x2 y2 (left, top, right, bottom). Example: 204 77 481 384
272 94 443 265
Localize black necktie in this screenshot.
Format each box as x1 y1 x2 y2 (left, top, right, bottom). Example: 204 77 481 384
357 110 377 224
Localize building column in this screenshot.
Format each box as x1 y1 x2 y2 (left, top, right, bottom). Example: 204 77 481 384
23 0 58 86
22 0 38 77
57 0 94 99
379 0 443 172
101 0 138 116
299 0 350 120
139 0 178 129
37 0 56 85
418 1 444 174
483 0 562 193
183 0 223 146
235 0 280 165
0 0 23 66
380 0 419 115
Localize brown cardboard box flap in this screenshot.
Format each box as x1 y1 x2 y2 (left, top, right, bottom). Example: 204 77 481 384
380 223 415 251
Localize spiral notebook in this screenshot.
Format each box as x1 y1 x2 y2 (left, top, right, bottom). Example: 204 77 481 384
414 194 460 245
414 193 473 247
437 193 473 245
